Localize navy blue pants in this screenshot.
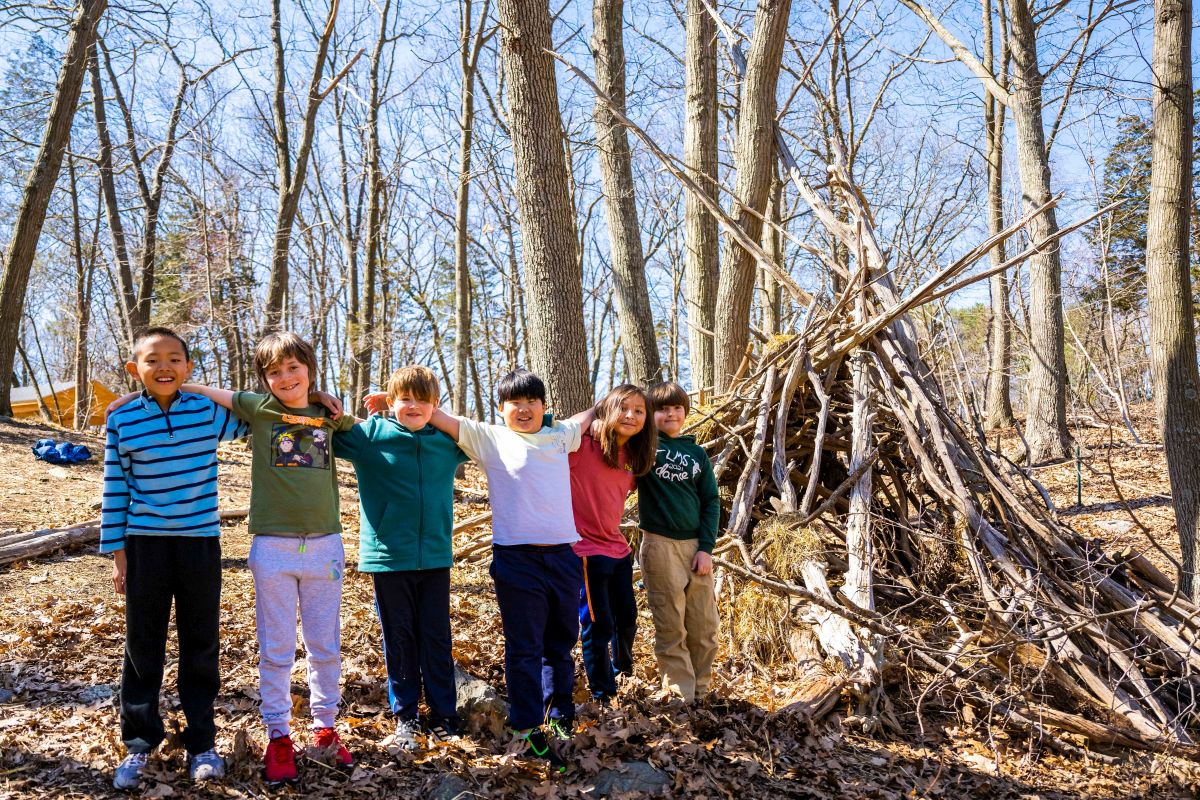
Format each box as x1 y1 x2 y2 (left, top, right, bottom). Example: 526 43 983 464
490 544 582 731
121 535 221 755
373 568 458 722
579 553 637 699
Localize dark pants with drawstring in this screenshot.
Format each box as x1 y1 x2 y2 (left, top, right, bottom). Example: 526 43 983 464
121 535 221 755
490 544 582 731
579 553 637 700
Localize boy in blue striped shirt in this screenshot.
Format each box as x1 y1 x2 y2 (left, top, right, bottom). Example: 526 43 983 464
101 328 247 790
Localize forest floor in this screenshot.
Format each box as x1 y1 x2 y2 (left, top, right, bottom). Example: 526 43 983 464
2 405 1199 798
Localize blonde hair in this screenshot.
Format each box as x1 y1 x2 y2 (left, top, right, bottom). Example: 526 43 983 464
387 365 440 404
253 332 319 389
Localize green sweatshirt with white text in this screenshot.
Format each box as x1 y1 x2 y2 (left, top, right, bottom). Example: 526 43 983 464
635 433 719 553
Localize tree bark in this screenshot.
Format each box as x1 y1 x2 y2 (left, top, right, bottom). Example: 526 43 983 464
591 0 662 386
1146 0 1200 596
713 0 792 392
263 0 344 333
983 0 1016 430
454 0 490 415
683 0 719 394
1007 0 1071 461
0 0 107 417
68 153 94 429
760 168 784 336
494 0 592 414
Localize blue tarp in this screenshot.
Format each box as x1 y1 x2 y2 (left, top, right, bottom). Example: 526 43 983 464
31 438 92 465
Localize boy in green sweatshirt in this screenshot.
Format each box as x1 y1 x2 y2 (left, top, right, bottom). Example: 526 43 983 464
636 382 720 703
334 366 468 747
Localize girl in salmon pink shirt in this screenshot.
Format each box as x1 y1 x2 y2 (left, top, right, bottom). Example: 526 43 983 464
569 384 657 703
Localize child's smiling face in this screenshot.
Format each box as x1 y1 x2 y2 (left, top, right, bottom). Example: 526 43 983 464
265 357 311 409
126 334 192 405
390 392 435 431
654 404 686 438
499 396 545 434
609 394 647 445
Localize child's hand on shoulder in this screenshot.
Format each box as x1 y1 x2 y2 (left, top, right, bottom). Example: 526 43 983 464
362 392 388 415
108 391 139 413
310 391 344 418
691 551 712 576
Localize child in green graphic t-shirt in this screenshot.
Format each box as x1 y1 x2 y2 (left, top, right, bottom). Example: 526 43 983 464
182 333 356 783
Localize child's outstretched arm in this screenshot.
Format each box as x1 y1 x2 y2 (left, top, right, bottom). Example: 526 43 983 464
181 383 235 409
427 408 461 442
568 405 597 436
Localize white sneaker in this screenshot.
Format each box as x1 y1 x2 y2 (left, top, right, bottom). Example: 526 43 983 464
188 748 225 782
113 752 148 790
391 718 419 750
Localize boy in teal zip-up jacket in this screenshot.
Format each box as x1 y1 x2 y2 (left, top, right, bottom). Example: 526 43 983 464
335 366 468 746
636 382 721 703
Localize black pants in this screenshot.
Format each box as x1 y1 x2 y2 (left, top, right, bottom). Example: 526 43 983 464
579 553 637 699
490 544 582 730
121 535 221 755
372 568 458 722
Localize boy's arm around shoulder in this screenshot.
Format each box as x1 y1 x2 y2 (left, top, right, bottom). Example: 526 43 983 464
332 417 373 463
181 383 236 409
428 407 462 442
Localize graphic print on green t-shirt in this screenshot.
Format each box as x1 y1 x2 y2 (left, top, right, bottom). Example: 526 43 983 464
271 423 329 469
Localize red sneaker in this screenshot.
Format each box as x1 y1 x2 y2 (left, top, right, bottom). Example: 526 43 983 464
264 733 298 783
314 727 353 768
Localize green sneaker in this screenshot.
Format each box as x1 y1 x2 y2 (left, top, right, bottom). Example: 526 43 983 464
519 727 566 772
545 717 574 742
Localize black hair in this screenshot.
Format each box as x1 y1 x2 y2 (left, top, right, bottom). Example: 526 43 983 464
133 327 190 360
496 368 546 406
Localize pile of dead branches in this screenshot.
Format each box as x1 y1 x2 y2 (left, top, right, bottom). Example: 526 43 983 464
694 160 1199 759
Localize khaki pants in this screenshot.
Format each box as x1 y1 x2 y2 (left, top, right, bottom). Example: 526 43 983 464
639 532 718 702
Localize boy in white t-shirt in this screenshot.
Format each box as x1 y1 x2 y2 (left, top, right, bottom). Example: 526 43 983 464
366 369 593 769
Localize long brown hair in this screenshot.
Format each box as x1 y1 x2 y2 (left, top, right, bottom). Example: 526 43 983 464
594 384 656 476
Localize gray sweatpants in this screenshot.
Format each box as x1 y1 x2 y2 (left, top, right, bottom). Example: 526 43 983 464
248 534 344 736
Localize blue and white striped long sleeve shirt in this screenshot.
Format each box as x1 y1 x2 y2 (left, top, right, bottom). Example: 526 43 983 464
100 391 248 553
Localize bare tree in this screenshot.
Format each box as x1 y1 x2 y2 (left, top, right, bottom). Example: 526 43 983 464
591 0 662 386
982 0 1017 430
494 0 592 413
0 0 107 417
453 0 492 416
263 0 356 332
899 0 1074 461
1145 0 1200 595
713 0 792 392
683 0 719 395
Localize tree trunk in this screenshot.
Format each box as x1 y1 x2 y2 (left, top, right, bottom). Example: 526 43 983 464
454 0 488 414
760 168 783 336
713 0 791 392
264 0 342 333
494 0 592 414
683 0 718 394
355 0 388 413
591 0 662 386
0 0 107 417
1146 0 1200 596
983 0 1016 431
68 153 94 429
1008 0 1070 461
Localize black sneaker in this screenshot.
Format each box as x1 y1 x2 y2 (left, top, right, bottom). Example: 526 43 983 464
545 717 574 741
520 727 566 772
425 717 463 744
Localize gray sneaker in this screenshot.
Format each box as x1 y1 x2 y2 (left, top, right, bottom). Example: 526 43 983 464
188 749 225 782
113 752 148 790
392 718 419 750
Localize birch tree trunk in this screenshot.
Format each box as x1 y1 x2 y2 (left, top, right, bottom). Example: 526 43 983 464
0 0 107 417
1145 0 1200 596
983 0 1016 430
592 0 662 386
1007 0 1071 461
494 0 593 414
713 0 791 392
683 0 718 395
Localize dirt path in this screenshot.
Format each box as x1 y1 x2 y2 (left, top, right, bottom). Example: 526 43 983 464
1 412 1198 798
